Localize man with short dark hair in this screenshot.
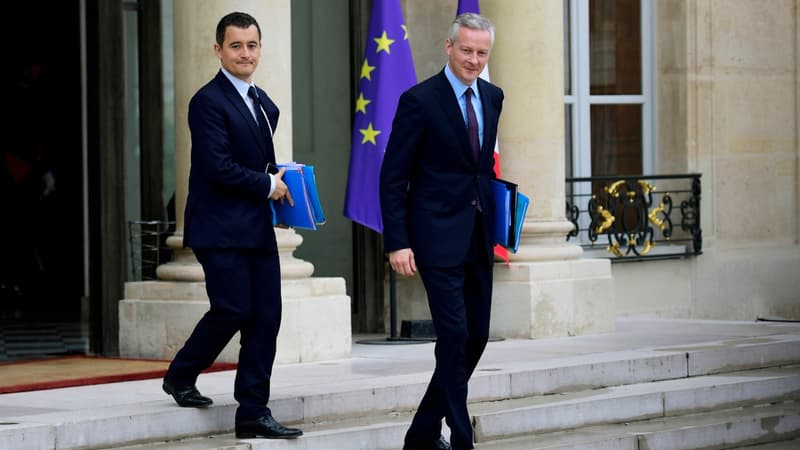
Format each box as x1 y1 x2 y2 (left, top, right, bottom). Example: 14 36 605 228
162 11 301 440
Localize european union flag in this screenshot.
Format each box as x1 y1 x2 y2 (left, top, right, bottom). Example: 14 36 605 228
343 0 416 233
457 0 480 15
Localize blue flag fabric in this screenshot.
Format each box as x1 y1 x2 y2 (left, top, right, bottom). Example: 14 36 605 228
343 0 417 233
457 0 480 14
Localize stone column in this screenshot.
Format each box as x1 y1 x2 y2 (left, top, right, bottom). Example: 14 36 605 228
796 0 800 246
120 0 351 363
482 0 615 337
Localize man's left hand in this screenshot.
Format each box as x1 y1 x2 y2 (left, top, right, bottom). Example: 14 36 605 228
270 167 294 206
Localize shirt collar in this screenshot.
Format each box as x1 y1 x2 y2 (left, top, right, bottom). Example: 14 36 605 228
444 64 479 100
220 67 254 99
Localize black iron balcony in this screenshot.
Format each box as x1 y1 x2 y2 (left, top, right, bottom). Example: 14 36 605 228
566 174 702 261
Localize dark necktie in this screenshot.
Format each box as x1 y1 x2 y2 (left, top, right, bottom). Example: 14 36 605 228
247 86 269 134
465 87 480 162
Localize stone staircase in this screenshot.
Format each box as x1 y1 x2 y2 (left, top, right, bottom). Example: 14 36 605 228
3 330 800 449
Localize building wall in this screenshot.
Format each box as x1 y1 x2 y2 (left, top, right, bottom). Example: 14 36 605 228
403 0 451 81
637 0 800 321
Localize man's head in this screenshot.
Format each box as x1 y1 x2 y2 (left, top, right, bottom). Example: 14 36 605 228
214 12 262 82
445 13 495 86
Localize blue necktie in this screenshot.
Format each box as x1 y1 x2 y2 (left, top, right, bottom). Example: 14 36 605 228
247 86 269 134
465 87 480 162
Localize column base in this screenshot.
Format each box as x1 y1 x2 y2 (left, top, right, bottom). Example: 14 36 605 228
156 230 315 281
491 259 616 338
119 277 351 364
387 258 615 339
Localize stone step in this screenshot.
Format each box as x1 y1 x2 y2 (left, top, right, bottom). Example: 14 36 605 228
628 404 800 450
108 438 249 450
108 412 412 450
116 399 800 450
731 439 800 449
475 402 800 450
3 334 799 450
472 366 800 441
283 333 800 424
113 367 800 450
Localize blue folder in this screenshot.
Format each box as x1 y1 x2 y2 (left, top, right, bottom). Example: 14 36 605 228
270 162 326 230
511 193 530 253
490 179 529 253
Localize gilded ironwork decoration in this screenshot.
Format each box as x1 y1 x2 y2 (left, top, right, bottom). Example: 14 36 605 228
566 174 702 261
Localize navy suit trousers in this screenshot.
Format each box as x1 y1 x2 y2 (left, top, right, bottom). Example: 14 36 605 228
166 248 282 423
408 212 493 450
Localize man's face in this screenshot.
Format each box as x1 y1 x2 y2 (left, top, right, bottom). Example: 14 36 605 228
445 26 492 86
214 25 261 82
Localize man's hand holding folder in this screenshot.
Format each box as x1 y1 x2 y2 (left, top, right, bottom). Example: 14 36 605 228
270 167 295 214
270 162 326 230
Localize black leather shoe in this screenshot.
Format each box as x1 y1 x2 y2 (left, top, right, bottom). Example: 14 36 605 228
235 413 303 439
432 436 452 450
403 435 452 450
162 379 213 408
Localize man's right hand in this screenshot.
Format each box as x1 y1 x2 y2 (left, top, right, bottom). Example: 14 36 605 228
389 248 417 277
270 167 294 206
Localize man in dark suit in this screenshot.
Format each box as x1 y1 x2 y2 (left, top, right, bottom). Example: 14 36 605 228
380 13 503 450
162 11 302 440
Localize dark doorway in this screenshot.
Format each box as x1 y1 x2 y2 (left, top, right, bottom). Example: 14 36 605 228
1 2 86 359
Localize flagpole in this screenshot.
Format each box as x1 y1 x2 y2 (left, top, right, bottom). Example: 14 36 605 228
357 256 433 345
389 267 397 338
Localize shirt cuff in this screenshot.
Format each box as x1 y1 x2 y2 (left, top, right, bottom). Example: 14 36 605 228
267 173 276 198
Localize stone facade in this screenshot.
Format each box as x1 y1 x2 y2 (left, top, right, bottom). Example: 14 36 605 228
389 0 798 330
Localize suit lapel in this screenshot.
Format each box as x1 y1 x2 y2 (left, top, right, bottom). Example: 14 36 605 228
215 72 267 154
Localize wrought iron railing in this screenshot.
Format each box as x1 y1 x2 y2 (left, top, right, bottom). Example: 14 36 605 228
566 174 702 261
127 220 175 280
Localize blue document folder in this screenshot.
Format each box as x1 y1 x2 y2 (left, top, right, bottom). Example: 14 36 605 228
270 162 326 230
490 179 529 253
511 192 530 253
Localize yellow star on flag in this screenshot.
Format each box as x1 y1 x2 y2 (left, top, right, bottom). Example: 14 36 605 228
374 31 395 54
402 24 409 40
360 59 376 81
355 92 371 114
360 122 381 145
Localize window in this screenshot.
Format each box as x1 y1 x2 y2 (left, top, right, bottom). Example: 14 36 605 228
564 0 654 180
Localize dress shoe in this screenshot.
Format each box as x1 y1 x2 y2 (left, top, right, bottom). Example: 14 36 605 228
162 379 213 408
432 436 452 450
235 413 303 439
403 435 452 450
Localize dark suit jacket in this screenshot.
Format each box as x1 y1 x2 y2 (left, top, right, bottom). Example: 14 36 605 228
184 70 280 250
380 69 504 267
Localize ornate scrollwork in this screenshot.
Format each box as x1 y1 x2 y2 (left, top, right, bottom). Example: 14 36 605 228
680 177 703 253
592 180 673 256
565 174 702 260
596 205 615 234
648 194 673 239
566 200 580 239
597 179 658 256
